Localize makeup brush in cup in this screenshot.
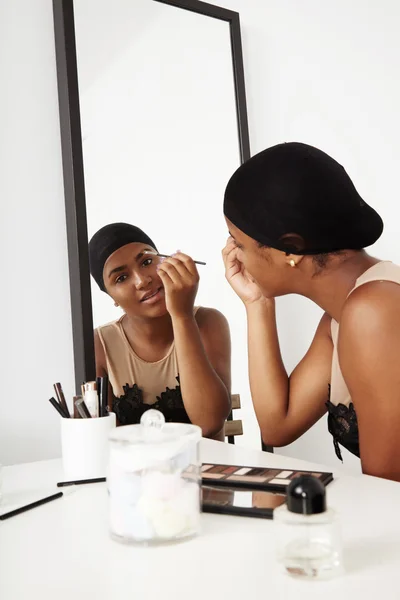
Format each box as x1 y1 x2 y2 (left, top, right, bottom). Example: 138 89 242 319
143 250 206 266
48 397 69 418
54 382 70 417
74 396 92 419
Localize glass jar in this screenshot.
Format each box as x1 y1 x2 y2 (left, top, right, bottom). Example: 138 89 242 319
107 410 201 545
274 475 343 580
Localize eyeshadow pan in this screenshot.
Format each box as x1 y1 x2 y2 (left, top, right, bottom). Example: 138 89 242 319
263 469 280 479
234 467 252 476
247 468 265 476
209 465 227 474
201 465 213 472
276 470 292 478
202 473 225 480
222 466 238 475
311 473 322 478
269 478 290 485
290 471 309 479
228 475 269 483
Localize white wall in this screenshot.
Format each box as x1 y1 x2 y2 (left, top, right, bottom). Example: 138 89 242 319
2 0 400 470
0 1 75 465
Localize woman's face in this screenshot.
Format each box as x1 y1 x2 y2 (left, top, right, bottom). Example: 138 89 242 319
225 219 296 298
103 242 167 318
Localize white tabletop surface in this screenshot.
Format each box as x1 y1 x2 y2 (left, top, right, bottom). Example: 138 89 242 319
1 439 400 600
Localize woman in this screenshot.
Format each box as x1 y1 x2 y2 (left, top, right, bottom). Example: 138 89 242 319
89 222 231 440
222 142 400 481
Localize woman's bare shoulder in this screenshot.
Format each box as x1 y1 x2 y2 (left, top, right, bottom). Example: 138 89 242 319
195 306 229 330
342 280 400 331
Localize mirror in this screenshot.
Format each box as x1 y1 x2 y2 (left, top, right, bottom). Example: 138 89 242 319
74 0 243 328
53 0 257 445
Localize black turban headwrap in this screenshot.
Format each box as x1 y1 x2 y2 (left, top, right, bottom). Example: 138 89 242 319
88 223 157 292
224 142 383 255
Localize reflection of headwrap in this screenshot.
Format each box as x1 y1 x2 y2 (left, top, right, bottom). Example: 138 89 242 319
89 223 157 291
224 142 383 254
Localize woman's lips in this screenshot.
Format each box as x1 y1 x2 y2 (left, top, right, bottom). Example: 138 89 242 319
140 287 164 304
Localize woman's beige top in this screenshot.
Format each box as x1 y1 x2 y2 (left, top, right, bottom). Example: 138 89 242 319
327 261 400 460
97 308 200 426
330 261 400 408
98 316 176 402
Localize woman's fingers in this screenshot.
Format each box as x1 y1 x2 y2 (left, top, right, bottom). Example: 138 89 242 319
157 253 199 284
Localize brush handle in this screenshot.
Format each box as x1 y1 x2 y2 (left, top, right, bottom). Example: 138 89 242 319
49 397 69 418
96 376 102 417
57 477 106 487
0 492 63 520
54 383 70 417
100 375 109 417
74 397 92 418
154 253 206 266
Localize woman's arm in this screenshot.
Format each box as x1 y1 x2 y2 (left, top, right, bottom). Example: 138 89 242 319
172 308 231 437
222 237 331 447
339 281 400 481
246 301 332 446
157 254 231 437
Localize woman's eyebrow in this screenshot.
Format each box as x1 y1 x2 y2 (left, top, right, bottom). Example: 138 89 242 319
135 248 153 261
108 264 127 279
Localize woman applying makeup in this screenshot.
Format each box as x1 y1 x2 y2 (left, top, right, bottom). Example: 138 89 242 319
89 223 231 440
222 142 400 481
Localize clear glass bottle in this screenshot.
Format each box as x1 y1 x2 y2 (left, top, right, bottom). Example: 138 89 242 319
274 474 343 580
107 410 201 545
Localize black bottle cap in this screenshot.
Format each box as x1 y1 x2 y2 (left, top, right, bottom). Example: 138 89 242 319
286 475 327 515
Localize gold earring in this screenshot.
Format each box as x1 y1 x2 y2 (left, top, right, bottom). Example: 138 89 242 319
289 259 296 268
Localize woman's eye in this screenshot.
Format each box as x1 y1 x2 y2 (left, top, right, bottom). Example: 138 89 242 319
115 274 128 284
142 258 153 267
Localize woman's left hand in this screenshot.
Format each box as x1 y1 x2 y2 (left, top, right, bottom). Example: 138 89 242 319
157 252 199 319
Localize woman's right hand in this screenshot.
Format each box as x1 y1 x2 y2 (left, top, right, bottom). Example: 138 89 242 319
222 237 264 305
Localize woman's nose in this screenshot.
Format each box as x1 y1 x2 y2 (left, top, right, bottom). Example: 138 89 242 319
133 272 152 289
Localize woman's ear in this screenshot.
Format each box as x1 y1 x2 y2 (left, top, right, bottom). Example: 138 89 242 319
279 233 306 268
279 232 306 253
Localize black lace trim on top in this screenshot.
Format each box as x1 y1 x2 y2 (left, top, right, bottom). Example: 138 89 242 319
326 384 360 460
112 376 191 426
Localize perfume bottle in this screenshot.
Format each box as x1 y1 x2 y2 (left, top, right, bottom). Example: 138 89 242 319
274 474 343 580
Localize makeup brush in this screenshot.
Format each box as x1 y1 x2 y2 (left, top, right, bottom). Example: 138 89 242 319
96 376 102 417
143 250 206 266
100 375 109 417
74 396 92 419
48 397 69 418
54 382 70 418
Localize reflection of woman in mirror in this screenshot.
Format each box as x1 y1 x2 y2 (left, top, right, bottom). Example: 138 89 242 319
223 142 400 481
89 223 231 440
202 486 234 506
201 487 285 511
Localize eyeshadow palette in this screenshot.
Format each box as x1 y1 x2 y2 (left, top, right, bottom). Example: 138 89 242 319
201 463 333 492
